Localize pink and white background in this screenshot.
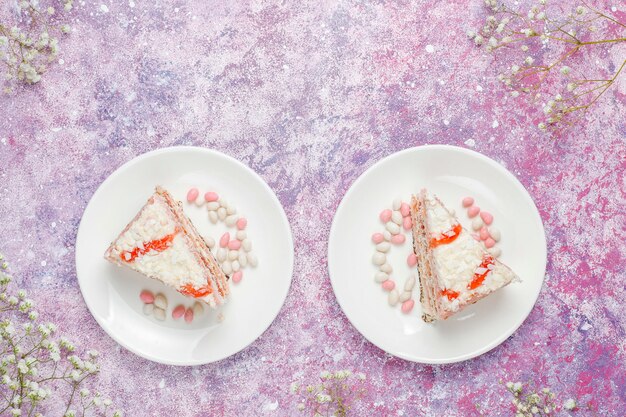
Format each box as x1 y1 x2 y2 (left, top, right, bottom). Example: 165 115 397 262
0 0 625 415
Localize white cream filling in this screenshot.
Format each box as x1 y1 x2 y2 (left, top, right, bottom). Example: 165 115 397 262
425 194 513 311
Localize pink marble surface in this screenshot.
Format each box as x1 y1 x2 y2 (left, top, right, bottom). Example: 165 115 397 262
1 0 625 415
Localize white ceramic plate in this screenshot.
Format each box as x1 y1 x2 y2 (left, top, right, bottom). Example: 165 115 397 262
76 147 293 365
328 145 546 364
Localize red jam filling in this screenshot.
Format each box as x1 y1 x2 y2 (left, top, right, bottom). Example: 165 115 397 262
120 228 179 263
430 223 462 248
468 255 495 290
441 288 460 301
179 283 213 298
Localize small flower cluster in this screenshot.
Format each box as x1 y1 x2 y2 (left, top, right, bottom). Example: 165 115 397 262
504 381 578 416
0 0 73 92
468 0 626 134
290 370 367 417
0 255 122 417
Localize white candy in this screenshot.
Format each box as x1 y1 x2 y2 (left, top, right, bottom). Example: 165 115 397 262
226 205 237 215
404 275 416 291
216 248 227 262
206 202 220 211
383 231 392 241
194 198 205 207
372 252 386 266
472 217 483 231
228 250 239 261
219 199 228 209
489 227 501 242
217 207 227 220
232 260 241 272
399 291 412 302
247 252 258 267
242 239 252 252
375 272 388 283
376 242 390 253
391 211 403 225
154 294 167 309
392 198 402 210
380 263 393 274
153 307 166 321
222 261 233 275
238 252 248 267
192 302 204 316
386 222 400 235
142 303 154 315
204 236 215 249
236 230 247 240
388 289 399 306
225 215 238 227
489 247 502 258
208 211 218 224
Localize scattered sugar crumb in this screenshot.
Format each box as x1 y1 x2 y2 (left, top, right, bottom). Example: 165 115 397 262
58 59 64 65
158 378 165 389
465 138 476 147
581 322 592 331
129 1 135 7
100 4 109 13
492 120 499 128
443 119 450 126
217 312 225 322
41 260 47 267
611 6 617 12
476 85 483 92
425 44 434 53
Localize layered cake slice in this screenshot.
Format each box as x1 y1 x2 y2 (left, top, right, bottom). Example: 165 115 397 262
104 186 229 308
410 190 518 322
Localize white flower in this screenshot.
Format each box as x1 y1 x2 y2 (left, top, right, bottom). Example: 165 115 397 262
513 382 523 392
357 372 366 380
28 311 39 321
560 66 571 75
524 56 534 65
112 412 123 417
70 370 81 381
466 30 476 39
315 393 331 403
103 398 112 406
555 94 563 101
17 359 28 374
290 382 299 393
511 65 520 74
521 45 529 52
567 83 576 91
536 12 546 20
564 398 577 410
87 350 99 358
474 35 484 45
296 403 305 411
17 289 27 299
64 411 76 417
320 370 331 379
80 388 90 397
8 296 18 305
511 91 520 98
488 37 498 47
11 409 21 416
47 6 55 15
576 6 585 15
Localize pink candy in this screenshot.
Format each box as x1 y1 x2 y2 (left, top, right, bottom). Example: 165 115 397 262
407 253 417 267
391 234 405 244
484 238 496 248
232 271 243 283
479 227 489 240
172 305 186 319
401 299 415 314
139 290 154 304
236 218 247 230
468 206 480 218
379 209 392 223
372 233 384 244
400 202 410 217
184 308 194 323
403 216 412 231
480 211 493 225
462 197 474 207
204 192 219 202
219 232 230 248
228 240 241 250
382 280 395 291
186 188 199 203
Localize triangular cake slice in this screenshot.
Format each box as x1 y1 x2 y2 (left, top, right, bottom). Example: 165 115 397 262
104 186 229 308
410 189 518 322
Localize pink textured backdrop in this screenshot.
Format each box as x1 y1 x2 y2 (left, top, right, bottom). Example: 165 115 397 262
1 0 625 415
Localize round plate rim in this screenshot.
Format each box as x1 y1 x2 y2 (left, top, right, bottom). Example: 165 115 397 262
327 144 547 364
75 146 294 366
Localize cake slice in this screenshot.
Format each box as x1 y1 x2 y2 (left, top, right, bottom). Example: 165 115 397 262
410 190 518 322
104 186 229 308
